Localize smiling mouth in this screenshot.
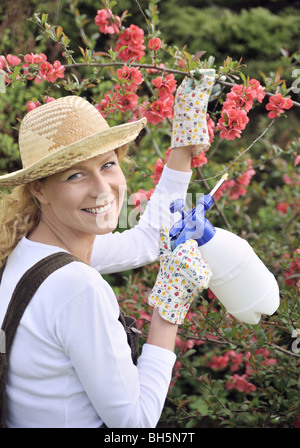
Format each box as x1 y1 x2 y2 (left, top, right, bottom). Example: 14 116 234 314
82 201 114 215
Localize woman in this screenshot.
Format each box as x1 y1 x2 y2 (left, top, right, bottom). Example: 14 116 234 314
0 94 211 428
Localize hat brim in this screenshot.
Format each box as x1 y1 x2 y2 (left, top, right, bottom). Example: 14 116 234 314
0 117 147 188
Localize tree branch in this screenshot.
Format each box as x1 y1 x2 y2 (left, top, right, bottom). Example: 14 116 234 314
63 61 300 107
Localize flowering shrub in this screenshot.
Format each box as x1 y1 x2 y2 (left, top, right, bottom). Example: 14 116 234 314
1 0 299 428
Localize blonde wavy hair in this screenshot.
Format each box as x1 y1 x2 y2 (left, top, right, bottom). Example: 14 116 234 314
0 185 41 268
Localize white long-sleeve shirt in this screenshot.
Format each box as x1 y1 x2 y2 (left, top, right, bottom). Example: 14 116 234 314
0 166 192 428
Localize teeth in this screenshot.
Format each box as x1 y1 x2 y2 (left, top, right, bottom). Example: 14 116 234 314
84 203 112 214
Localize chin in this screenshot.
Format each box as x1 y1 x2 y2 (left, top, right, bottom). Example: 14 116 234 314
96 214 119 235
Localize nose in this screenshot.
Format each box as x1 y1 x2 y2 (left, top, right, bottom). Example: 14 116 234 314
89 171 112 197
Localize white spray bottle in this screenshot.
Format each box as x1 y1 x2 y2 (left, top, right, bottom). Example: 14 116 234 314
169 175 280 324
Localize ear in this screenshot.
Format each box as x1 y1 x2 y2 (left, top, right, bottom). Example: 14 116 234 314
28 180 50 205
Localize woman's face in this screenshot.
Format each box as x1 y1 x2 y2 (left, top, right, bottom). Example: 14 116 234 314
33 150 127 238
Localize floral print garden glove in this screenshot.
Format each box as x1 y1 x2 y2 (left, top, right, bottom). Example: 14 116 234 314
171 69 216 155
148 227 212 325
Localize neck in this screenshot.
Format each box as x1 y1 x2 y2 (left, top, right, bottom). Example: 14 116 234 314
28 218 95 265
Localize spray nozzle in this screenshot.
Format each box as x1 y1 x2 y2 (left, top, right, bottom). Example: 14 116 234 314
169 174 228 250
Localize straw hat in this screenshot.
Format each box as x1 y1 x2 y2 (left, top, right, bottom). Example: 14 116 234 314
0 95 147 188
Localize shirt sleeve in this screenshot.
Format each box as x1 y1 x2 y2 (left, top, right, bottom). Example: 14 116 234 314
53 268 176 428
91 165 192 274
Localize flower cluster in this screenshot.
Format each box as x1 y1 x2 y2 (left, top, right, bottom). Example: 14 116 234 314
26 95 55 113
130 188 155 213
217 79 265 140
226 374 257 394
278 248 300 287
214 159 256 201
206 346 277 394
0 54 21 69
115 24 146 63
207 350 244 372
95 8 121 34
22 52 65 83
265 92 293 118
139 73 177 125
276 170 300 217
0 51 65 87
96 65 144 117
148 37 162 51
0 54 22 84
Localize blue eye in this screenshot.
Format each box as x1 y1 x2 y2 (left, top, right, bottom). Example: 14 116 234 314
67 172 83 181
102 161 115 170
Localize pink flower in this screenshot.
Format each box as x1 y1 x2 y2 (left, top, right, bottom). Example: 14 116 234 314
116 65 143 88
247 78 265 103
115 24 145 62
191 151 208 168
148 37 161 50
131 188 154 212
265 93 293 118
95 9 121 34
0 54 22 84
6 54 21 66
237 160 256 187
44 95 55 103
217 79 265 141
214 179 245 201
26 95 55 113
151 158 164 184
23 53 47 64
226 374 257 393
218 106 249 140
52 60 65 79
22 53 64 84
225 350 244 372
27 100 41 112
228 183 247 200
178 59 186 68
207 355 229 370
39 60 65 82
114 91 138 112
39 61 55 81
276 202 290 213
214 161 255 202
152 74 177 99
207 114 215 145
225 84 254 112
140 96 174 124
0 55 6 70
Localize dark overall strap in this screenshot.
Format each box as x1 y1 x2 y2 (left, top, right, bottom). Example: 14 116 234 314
0 252 77 428
1 253 78 354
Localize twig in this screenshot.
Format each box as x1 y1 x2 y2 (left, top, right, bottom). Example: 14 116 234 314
196 118 275 183
145 125 164 159
271 343 300 359
134 0 151 34
63 61 187 76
